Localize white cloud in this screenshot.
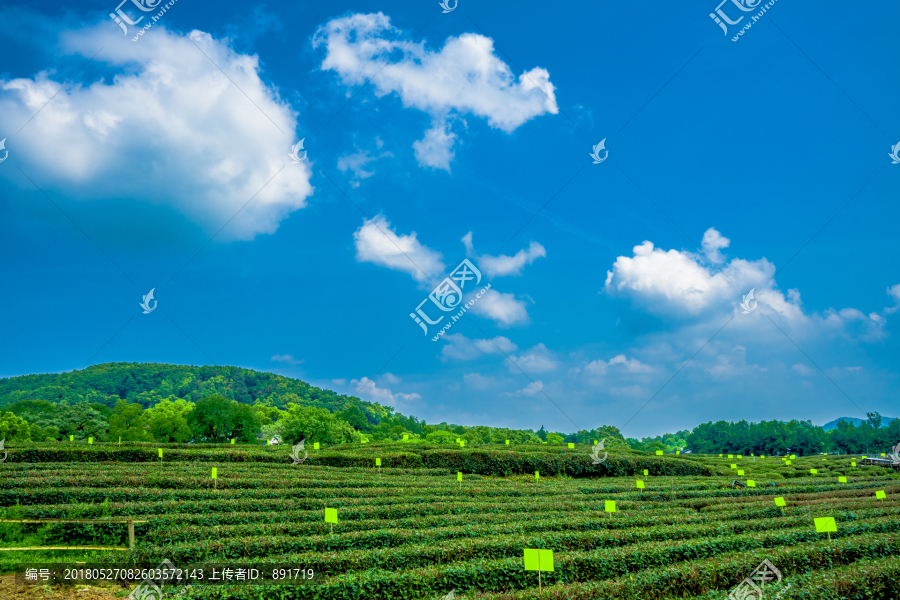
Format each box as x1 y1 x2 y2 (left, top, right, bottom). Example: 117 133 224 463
509 343 558 373
462 232 546 277
349 376 422 408
412 118 458 172
885 284 900 314
470 289 529 327
604 227 888 340
271 354 303 365
464 372 499 390
353 215 445 282
381 372 402 384
701 228 730 264
0 22 313 240
313 12 557 168
505 380 544 397
440 333 517 361
337 141 394 187
585 354 653 376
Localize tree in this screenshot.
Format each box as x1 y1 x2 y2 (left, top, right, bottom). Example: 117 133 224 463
108 400 154 442
536 425 548 442
280 405 359 445
0 412 32 441
425 430 458 444
145 398 194 443
187 395 237 442
46 402 109 440
546 433 565 444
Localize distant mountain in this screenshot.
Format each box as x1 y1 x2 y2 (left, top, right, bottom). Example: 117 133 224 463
823 416 897 430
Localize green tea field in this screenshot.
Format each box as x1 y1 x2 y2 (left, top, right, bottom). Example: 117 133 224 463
2 443 899 599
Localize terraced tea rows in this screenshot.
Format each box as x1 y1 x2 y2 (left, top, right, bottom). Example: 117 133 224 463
2 448 898 599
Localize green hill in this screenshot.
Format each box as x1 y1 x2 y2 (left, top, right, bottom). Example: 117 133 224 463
0 362 390 422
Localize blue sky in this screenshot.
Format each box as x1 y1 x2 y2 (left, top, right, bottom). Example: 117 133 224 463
0 0 897 437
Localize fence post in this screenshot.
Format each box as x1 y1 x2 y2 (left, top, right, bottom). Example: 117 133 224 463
128 520 135 549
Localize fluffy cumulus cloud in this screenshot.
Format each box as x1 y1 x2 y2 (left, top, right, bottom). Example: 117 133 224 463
604 227 890 340
353 215 445 282
470 289 530 327
508 343 558 373
0 21 313 240
348 376 422 409
313 12 558 170
462 232 546 277
271 354 303 365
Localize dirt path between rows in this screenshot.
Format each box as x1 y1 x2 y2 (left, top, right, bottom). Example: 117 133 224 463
0 574 128 599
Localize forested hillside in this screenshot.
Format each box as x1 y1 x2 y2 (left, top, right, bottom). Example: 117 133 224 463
0 362 384 418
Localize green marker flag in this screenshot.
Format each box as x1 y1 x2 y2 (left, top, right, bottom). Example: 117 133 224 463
838 476 847 483
862 456 867 459
643 469 648 477
730 464 737 469
876 490 887 500
738 470 744 476
719 454 722 457
676 450 680 455
728 454 733 459
605 500 616 513
594 440 598 445
785 460 791 465
814 517 837 533
70 435 74 442
523 549 554 571
568 443 575 449
456 438 460 442
457 471 462 482
535 471 539 481
774 497 786 507
747 480 756 487
636 480 644 489
737 455 742 459
506 440 510 445
88 437 93 445
158 448 163 459
375 458 381 467
403 434 409 440
655 450 663 455
881 453 886 457
119 436 121 445
810 469 818 474
751 453 754 457
211 468 217 479
325 508 338 524
761 455 765 458
314 442 320 450
822 457 827 461
460 440 466 447
231 439 235 444
790 454 796 459
851 462 857 467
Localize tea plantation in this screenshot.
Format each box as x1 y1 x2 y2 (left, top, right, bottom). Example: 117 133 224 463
1 442 898 599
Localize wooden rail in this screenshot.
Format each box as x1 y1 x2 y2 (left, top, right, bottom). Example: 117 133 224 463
0 518 147 551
